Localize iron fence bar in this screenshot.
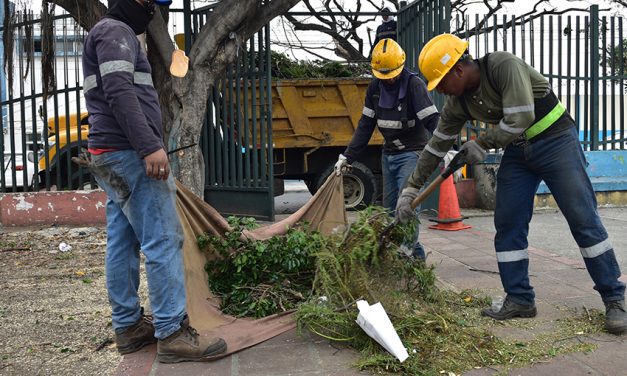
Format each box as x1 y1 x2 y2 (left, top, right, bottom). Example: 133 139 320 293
566 16 572 116
258 32 267 186
265 23 273 205
620 18 625 149
242 47 251 187
590 5 600 150
7 51 17 193
610 16 616 149
28 11 40 191
235 53 243 187
250 37 259 188
17 14 29 191
226 64 234 186
63 16 73 188
601 15 608 149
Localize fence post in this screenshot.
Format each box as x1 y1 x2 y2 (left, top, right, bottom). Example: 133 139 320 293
590 4 600 150
183 1 192 53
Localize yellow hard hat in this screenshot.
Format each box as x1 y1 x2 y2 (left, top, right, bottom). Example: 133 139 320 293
371 38 406 80
418 34 469 91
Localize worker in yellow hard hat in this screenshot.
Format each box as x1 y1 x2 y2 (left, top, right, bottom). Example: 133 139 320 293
335 38 439 260
395 34 627 335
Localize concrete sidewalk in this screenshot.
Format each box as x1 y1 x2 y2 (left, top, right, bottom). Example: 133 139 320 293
115 209 627 376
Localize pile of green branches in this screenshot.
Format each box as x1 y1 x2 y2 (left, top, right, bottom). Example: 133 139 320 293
270 51 371 79
199 216 324 318
199 208 605 375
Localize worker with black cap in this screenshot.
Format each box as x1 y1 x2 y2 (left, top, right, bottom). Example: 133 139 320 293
82 0 227 363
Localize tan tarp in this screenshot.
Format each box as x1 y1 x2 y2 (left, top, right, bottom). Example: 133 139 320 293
174 174 347 355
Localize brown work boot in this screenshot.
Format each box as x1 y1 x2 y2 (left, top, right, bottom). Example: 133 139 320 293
115 312 156 355
605 299 627 335
157 316 227 363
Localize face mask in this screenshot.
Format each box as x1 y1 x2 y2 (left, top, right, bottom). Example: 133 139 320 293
106 0 155 35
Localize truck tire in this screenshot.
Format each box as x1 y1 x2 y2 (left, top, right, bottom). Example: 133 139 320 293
315 161 377 210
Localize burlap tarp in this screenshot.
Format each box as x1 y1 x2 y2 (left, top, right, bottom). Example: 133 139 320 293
174 174 347 356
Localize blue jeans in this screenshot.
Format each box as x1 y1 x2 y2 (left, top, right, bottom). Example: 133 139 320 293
91 150 186 339
494 126 625 305
382 150 425 259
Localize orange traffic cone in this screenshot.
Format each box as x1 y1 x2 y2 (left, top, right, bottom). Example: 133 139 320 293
428 174 472 231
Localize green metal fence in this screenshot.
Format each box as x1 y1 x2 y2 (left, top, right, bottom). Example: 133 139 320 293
399 2 627 151
186 5 274 220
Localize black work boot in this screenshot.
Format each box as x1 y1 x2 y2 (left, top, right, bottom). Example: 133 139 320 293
116 311 156 355
482 295 537 320
157 316 227 363
605 299 627 335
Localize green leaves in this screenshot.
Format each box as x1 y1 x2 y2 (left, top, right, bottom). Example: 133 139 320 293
200 217 321 318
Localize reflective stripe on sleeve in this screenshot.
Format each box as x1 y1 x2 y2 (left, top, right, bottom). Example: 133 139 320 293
580 238 613 259
424 144 447 158
362 106 375 118
496 249 529 263
416 104 438 120
433 129 458 141
134 72 154 87
83 75 97 94
377 119 416 129
503 104 534 115
99 60 134 77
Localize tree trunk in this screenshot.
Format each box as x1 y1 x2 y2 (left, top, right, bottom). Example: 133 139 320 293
167 68 215 197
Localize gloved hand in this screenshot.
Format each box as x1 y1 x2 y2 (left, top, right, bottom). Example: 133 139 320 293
395 187 419 224
334 154 348 176
459 140 487 164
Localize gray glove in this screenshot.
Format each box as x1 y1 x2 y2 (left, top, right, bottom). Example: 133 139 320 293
459 140 487 164
395 187 419 224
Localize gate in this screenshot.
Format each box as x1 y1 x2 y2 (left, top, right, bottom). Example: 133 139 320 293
185 5 274 220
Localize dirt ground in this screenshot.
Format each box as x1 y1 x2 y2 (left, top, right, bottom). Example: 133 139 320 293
0 225 144 376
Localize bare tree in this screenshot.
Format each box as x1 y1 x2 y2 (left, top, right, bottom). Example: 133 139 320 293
279 0 400 61
37 0 300 196
280 0 624 63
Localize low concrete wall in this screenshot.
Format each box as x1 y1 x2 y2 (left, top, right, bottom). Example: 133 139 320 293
0 190 107 227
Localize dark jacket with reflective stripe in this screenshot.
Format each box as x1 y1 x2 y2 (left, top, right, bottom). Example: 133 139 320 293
343 72 439 164
372 19 397 48
83 18 164 157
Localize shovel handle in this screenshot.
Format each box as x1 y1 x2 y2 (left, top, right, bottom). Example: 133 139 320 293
409 148 469 209
410 174 444 210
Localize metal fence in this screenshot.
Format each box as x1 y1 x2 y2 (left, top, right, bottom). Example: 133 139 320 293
0 11 91 193
399 1 627 151
0 7 275 220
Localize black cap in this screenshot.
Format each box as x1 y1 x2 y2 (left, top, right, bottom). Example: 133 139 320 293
382 7 391 16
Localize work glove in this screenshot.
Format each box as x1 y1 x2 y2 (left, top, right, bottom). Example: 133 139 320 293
334 154 348 176
395 187 419 224
459 140 487 165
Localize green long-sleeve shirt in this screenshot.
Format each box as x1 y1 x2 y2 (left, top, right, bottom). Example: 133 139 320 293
408 51 552 189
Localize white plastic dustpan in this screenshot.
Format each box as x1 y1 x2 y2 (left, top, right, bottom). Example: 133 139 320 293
355 300 409 362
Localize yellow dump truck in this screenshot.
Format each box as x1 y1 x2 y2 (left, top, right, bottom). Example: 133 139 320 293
271 78 383 208
36 78 383 207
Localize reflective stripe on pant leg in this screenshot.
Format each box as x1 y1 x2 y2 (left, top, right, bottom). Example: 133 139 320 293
533 127 625 301
494 145 540 305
